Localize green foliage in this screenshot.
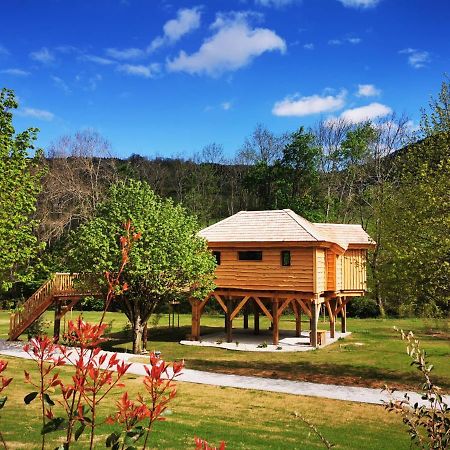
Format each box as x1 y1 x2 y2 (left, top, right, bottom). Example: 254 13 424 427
244 127 324 220
68 179 216 352
0 88 46 292
379 79 450 316
385 329 450 449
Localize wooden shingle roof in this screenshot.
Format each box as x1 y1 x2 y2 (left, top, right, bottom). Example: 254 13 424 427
199 209 374 250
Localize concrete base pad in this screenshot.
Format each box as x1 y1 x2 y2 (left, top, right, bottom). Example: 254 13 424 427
180 328 351 352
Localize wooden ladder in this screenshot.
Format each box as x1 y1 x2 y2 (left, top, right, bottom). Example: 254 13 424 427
8 273 91 341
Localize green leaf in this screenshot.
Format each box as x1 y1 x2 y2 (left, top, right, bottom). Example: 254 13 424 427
106 432 120 448
24 391 38 404
43 393 55 406
41 417 66 435
75 423 86 441
0 396 7 410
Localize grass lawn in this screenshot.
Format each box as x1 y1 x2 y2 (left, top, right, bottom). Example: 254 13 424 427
0 310 449 392
0 356 411 449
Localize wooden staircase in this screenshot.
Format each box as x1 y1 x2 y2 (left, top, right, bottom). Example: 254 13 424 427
8 273 99 341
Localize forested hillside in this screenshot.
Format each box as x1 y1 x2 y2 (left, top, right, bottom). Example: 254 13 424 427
2 80 449 318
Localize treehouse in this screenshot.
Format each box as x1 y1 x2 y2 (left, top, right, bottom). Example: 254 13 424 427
190 209 375 347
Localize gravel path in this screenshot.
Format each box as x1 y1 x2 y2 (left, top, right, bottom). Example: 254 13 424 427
0 340 445 407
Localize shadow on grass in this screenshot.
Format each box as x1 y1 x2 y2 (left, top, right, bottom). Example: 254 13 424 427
102 325 219 350
185 357 445 390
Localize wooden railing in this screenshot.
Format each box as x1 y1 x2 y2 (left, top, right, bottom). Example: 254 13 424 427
8 273 93 340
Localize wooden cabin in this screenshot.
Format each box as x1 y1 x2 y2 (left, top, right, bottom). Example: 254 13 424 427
190 209 375 347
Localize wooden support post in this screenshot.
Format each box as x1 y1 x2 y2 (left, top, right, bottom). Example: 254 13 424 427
310 300 319 348
243 302 249 329
292 301 301 337
341 298 347 333
254 300 260 335
226 297 233 343
190 300 199 341
53 300 62 343
329 298 336 339
272 298 279 345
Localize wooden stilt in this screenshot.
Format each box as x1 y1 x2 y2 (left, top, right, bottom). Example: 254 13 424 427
292 300 301 337
310 301 319 348
243 302 249 329
254 300 260 335
53 300 62 342
329 298 336 338
190 300 199 341
341 298 347 333
272 298 279 345
226 297 233 343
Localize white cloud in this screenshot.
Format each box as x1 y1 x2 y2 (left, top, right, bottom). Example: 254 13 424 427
149 7 202 52
303 43 314 50
328 39 342 45
51 76 71 94
81 54 116 65
338 0 380 8
105 47 146 60
339 102 392 123
167 12 286 76
87 74 102 91
328 37 361 45
221 101 232 110
357 84 381 97
117 63 160 78
0 68 30 76
18 107 54 121
255 0 299 7
29 47 54 64
272 90 346 117
399 48 430 69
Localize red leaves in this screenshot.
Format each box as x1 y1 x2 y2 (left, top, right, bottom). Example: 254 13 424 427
0 359 12 395
65 317 108 348
194 437 227 450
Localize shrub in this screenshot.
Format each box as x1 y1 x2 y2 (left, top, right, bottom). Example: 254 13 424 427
347 297 379 318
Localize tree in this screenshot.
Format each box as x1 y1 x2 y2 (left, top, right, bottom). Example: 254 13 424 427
0 88 46 292
68 180 216 353
243 127 324 220
37 130 117 247
379 79 450 316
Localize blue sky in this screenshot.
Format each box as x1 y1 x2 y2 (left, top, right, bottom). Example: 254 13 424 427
1 0 449 159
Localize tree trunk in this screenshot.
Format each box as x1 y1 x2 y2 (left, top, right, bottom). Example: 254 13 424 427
132 317 145 354
142 322 148 350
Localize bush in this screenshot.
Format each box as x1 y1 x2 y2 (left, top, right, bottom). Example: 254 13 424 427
80 296 105 311
347 297 379 318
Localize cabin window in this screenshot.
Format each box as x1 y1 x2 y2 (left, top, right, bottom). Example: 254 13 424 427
213 251 221 265
281 250 291 266
238 251 263 261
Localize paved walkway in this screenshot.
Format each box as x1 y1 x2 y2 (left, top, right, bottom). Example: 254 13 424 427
0 340 445 407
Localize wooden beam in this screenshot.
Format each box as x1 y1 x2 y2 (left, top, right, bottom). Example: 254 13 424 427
230 296 250 321
254 297 273 322
254 300 260 335
214 289 315 298
243 303 249 329
277 298 293 318
226 297 233 343
341 298 347 333
335 297 351 316
291 300 301 337
199 294 212 315
213 293 228 314
272 299 279 345
310 302 319 348
297 299 312 318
